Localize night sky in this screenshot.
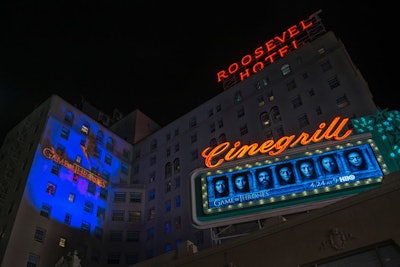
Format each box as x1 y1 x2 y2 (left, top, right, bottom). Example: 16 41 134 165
0 2 395 143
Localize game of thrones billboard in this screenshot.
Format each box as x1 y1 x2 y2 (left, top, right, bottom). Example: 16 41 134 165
191 138 385 228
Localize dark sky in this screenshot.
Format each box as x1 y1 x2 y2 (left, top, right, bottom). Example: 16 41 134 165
0 2 396 143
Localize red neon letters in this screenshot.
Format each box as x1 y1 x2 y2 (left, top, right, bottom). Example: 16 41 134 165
201 116 353 168
217 19 313 84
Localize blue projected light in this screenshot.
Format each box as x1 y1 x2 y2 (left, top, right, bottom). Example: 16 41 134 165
194 141 384 220
25 116 121 231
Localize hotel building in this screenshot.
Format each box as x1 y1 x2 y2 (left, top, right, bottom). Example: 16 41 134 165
0 10 399 267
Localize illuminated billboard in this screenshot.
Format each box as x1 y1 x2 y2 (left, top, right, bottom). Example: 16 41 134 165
191 138 386 228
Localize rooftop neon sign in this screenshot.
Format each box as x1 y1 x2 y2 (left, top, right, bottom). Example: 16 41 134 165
216 13 320 85
201 116 352 168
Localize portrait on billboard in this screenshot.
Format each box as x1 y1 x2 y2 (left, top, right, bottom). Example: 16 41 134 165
255 167 274 190
319 154 340 175
232 172 250 194
296 159 317 181
213 176 229 198
345 148 367 171
276 163 295 186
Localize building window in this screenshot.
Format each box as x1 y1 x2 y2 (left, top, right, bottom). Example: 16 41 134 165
281 63 291 76
106 137 114 151
100 188 108 200
210 122 215 133
336 95 350 108
260 112 271 127
298 114 310 128
240 124 248 136
150 139 157 151
327 75 340 89
105 154 112 165
51 164 60 175
320 59 332 72
120 163 129 175
126 231 140 242
87 182 96 195
128 211 141 222
166 133 171 141
112 210 124 221
263 77 269 86
208 109 214 117
84 201 93 214
174 143 180 152
292 95 303 108
267 91 275 102
94 226 103 240
149 189 155 201
174 176 181 188
129 192 142 203
60 127 70 140
27 253 40 267
81 221 91 233
174 128 179 136
316 106 322 115
234 91 243 103
147 227 155 240
64 213 72 225
237 107 245 118
81 123 90 135
58 237 67 247
110 231 123 242
166 147 171 156
107 252 121 264
286 79 297 91
165 180 172 193
65 111 74 124
257 95 265 107
96 130 104 145
271 106 281 122
165 163 172 177
46 182 56 195
256 80 262 90
173 158 180 173
165 221 171 234
189 116 197 128
218 119 224 128
308 88 315 96
165 200 171 212
165 243 172 252
40 203 51 218
148 207 156 220
175 196 181 208
174 216 182 229
114 192 126 203
96 207 105 220
216 104 221 112
34 227 46 243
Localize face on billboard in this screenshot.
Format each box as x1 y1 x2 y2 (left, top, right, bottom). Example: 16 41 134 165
192 140 386 227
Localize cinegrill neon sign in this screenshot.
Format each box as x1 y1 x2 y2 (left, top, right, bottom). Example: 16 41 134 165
217 14 316 84
201 116 352 168
42 146 107 188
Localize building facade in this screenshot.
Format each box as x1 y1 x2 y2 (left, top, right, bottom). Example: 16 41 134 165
0 11 398 267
